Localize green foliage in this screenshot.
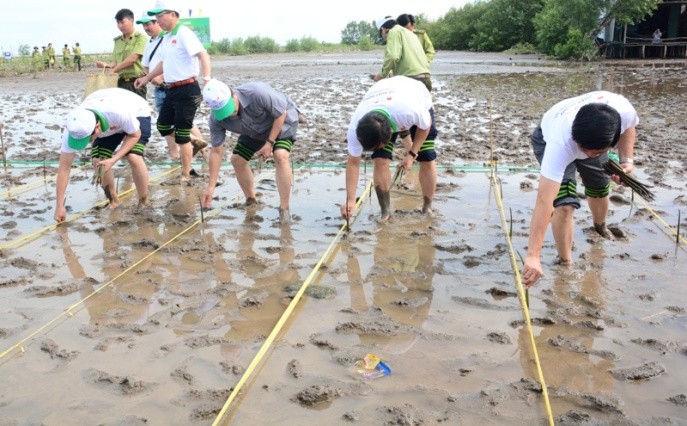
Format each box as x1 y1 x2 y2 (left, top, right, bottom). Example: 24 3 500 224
18 44 30 57
210 38 232 55
284 39 300 53
358 35 374 51
299 37 320 52
244 36 279 54
430 3 489 50
229 38 248 56
469 0 544 51
341 20 376 45
534 0 660 59
505 42 539 54
553 28 597 60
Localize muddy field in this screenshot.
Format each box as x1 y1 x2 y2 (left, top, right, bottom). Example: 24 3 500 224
1 51 687 425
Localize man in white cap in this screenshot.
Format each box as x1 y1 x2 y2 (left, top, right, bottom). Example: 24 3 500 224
342 76 438 220
54 88 151 222
136 11 207 163
134 0 212 182
373 16 432 92
200 79 301 223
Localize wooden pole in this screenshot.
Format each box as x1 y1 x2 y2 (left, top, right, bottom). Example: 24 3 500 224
0 122 6 169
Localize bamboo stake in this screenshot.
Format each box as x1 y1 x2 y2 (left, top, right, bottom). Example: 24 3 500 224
0 122 7 169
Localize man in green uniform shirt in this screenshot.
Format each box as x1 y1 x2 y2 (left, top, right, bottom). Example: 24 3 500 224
73 43 82 71
95 9 147 98
373 16 432 92
62 44 71 69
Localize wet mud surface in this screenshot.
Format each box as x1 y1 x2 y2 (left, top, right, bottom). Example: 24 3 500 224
1 51 686 424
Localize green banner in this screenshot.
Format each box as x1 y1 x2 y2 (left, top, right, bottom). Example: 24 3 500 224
180 17 211 48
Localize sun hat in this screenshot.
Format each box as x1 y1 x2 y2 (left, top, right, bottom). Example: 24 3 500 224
136 11 156 24
66 108 109 150
202 79 235 121
376 16 394 30
147 0 183 17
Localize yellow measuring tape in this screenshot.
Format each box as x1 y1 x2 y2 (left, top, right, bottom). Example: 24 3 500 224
488 162 554 426
0 170 273 362
0 166 180 251
212 179 374 425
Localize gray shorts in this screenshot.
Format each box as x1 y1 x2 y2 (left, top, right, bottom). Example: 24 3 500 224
531 125 610 209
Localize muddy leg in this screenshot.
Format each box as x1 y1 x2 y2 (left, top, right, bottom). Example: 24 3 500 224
422 196 433 216
375 186 391 220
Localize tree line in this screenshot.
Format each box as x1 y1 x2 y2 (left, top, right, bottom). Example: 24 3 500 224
340 0 662 60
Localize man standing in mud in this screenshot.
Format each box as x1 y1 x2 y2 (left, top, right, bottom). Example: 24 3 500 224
341 75 438 220
95 9 148 98
134 0 212 182
200 78 300 223
373 16 432 92
54 88 151 222
521 91 639 287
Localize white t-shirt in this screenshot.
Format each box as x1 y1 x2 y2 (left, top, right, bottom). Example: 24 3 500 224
60 88 150 154
159 24 205 83
142 33 164 71
539 91 639 182
346 76 433 157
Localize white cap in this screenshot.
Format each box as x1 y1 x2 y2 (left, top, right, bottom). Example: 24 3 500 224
376 16 394 30
66 109 96 150
147 0 183 17
202 79 235 121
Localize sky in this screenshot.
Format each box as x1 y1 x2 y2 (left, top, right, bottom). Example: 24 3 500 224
0 0 472 55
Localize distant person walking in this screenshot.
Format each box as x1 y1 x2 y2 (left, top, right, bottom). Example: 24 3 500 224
62 44 71 68
41 46 49 69
73 42 82 71
95 9 148 98
46 43 56 69
396 13 436 62
31 46 42 72
373 16 432 92
134 0 212 182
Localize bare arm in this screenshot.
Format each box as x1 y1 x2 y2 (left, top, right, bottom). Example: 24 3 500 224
341 154 362 218
615 126 636 175
522 176 560 287
196 50 212 84
54 152 75 222
202 145 225 208
111 53 142 74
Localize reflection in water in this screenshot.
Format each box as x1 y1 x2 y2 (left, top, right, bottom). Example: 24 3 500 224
346 221 437 354
519 245 614 395
222 209 300 345
57 221 157 326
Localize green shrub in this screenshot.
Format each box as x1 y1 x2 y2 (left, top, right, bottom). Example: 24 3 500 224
358 35 374 51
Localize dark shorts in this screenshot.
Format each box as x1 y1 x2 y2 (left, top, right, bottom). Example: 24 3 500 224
233 134 295 162
371 107 438 162
157 83 202 145
91 116 151 160
531 125 610 209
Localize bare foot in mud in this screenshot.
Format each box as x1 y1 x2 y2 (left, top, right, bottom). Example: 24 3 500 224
279 208 291 224
594 222 617 240
554 256 573 266
375 187 391 220
422 196 434 217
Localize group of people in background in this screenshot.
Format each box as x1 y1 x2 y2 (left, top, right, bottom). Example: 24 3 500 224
54 2 642 289
31 42 82 71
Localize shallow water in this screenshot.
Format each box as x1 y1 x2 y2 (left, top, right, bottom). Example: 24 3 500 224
1 52 687 424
